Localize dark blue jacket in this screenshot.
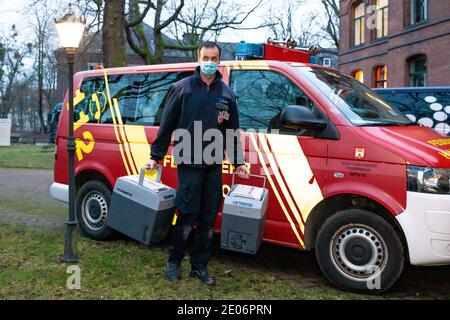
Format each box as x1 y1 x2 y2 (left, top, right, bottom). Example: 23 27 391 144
150 66 244 167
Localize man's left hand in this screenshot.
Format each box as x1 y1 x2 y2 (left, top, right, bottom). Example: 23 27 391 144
235 165 250 179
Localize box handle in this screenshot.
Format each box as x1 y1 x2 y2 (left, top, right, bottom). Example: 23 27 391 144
139 166 162 186
231 172 266 190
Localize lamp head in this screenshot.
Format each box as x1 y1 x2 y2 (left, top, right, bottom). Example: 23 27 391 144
55 4 85 52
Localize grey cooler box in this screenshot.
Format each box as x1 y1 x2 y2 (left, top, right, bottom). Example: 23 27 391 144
220 174 269 254
107 167 176 245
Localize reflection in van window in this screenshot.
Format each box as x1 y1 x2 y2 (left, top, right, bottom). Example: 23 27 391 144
76 71 193 126
102 74 134 124
230 70 318 133
130 71 193 126
76 77 107 124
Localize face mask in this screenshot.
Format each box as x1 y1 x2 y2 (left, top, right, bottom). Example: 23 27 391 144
200 61 218 78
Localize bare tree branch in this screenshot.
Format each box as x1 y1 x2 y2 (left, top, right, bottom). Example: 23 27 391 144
125 0 156 28
157 0 185 31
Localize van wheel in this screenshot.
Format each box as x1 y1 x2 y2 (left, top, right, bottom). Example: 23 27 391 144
315 209 404 294
76 180 112 240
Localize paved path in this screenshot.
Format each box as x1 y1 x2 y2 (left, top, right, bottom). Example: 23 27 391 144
0 168 449 300
0 169 66 230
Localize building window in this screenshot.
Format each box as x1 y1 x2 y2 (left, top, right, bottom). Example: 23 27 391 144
408 55 427 87
322 57 332 67
376 0 389 38
354 2 365 46
353 70 364 83
410 0 428 25
374 65 388 88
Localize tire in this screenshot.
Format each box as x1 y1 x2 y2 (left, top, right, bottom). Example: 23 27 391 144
75 180 112 240
315 209 405 294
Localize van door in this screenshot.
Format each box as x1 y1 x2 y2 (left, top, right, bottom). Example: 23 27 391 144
228 67 328 248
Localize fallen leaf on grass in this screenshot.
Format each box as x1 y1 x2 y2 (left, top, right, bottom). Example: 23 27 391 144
224 269 233 276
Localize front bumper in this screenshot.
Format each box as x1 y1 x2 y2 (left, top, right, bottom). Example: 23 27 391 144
50 182 69 203
396 192 450 266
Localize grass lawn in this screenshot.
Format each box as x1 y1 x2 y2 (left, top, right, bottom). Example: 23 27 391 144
0 144 54 169
0 224 358 300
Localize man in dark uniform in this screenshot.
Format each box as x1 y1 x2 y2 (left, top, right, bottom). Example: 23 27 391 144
146 42 250 285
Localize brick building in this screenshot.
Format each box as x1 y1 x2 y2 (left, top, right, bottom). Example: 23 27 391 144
339 0 450 88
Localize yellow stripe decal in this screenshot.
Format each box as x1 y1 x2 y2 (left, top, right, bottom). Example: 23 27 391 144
66 89 85 111
258 133 305 234
266 135 324 222
224 62 231 77
113 98 138 175
249 133 304 247
118 144 131 176
103 71 132 176
123 125 151 172
238 60 270 70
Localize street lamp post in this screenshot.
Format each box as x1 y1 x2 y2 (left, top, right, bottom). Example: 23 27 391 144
55 5 85 263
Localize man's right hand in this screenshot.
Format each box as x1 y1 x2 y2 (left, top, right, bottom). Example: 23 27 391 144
145 159 159 170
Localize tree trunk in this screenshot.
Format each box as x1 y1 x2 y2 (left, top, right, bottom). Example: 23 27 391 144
103 0 128 67
128 0 156 64
154 30 165 64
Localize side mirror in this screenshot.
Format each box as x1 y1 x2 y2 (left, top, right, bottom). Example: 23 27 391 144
280 105 327 131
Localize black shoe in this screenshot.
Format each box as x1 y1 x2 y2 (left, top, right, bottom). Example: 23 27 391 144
165 261 181 281
190 268 216 285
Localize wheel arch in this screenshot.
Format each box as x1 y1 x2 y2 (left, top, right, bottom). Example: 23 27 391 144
304 194 409 263
75 169 113 194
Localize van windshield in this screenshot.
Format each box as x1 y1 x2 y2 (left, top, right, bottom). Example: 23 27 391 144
295 67 416 127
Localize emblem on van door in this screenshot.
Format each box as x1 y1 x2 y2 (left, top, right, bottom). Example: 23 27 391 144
354 147 366 159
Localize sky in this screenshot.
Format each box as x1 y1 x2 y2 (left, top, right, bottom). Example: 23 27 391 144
0 0 331 48
212 0 327 44
0 0 26 31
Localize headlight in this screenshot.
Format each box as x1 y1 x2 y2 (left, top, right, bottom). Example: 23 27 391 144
407 166 450 194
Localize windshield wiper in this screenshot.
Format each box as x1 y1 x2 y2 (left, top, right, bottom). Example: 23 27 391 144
357 121 419 127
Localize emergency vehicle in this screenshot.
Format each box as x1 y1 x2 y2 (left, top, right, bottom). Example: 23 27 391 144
51 41 450 294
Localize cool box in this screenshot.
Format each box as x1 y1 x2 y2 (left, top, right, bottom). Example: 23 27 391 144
107 168 176 245
221 174 269 254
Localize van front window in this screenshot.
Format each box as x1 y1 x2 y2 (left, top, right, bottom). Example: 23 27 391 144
295 67 416 127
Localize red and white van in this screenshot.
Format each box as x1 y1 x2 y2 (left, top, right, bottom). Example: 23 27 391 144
51 60 450 293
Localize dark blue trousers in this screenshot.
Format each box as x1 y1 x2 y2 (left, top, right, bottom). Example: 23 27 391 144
168 164 223 269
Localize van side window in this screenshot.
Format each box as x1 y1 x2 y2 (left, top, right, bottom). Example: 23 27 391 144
76 71 193 126
129 71 193 126
76 75 133 124
101 74 134 124
76 76 107 124
230 70 319 135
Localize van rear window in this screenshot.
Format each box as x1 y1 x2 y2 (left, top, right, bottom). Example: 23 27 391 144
75 71 193 126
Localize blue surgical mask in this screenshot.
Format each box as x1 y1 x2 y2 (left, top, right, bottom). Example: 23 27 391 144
200 61 218 78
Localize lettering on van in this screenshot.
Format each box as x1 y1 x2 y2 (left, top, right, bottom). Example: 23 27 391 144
67 89 96 162
426 139 450 160
428 139 450 147
342 161 378 178
75 131 95 161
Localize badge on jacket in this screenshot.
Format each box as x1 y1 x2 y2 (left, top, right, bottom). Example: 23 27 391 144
216 97 231 123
